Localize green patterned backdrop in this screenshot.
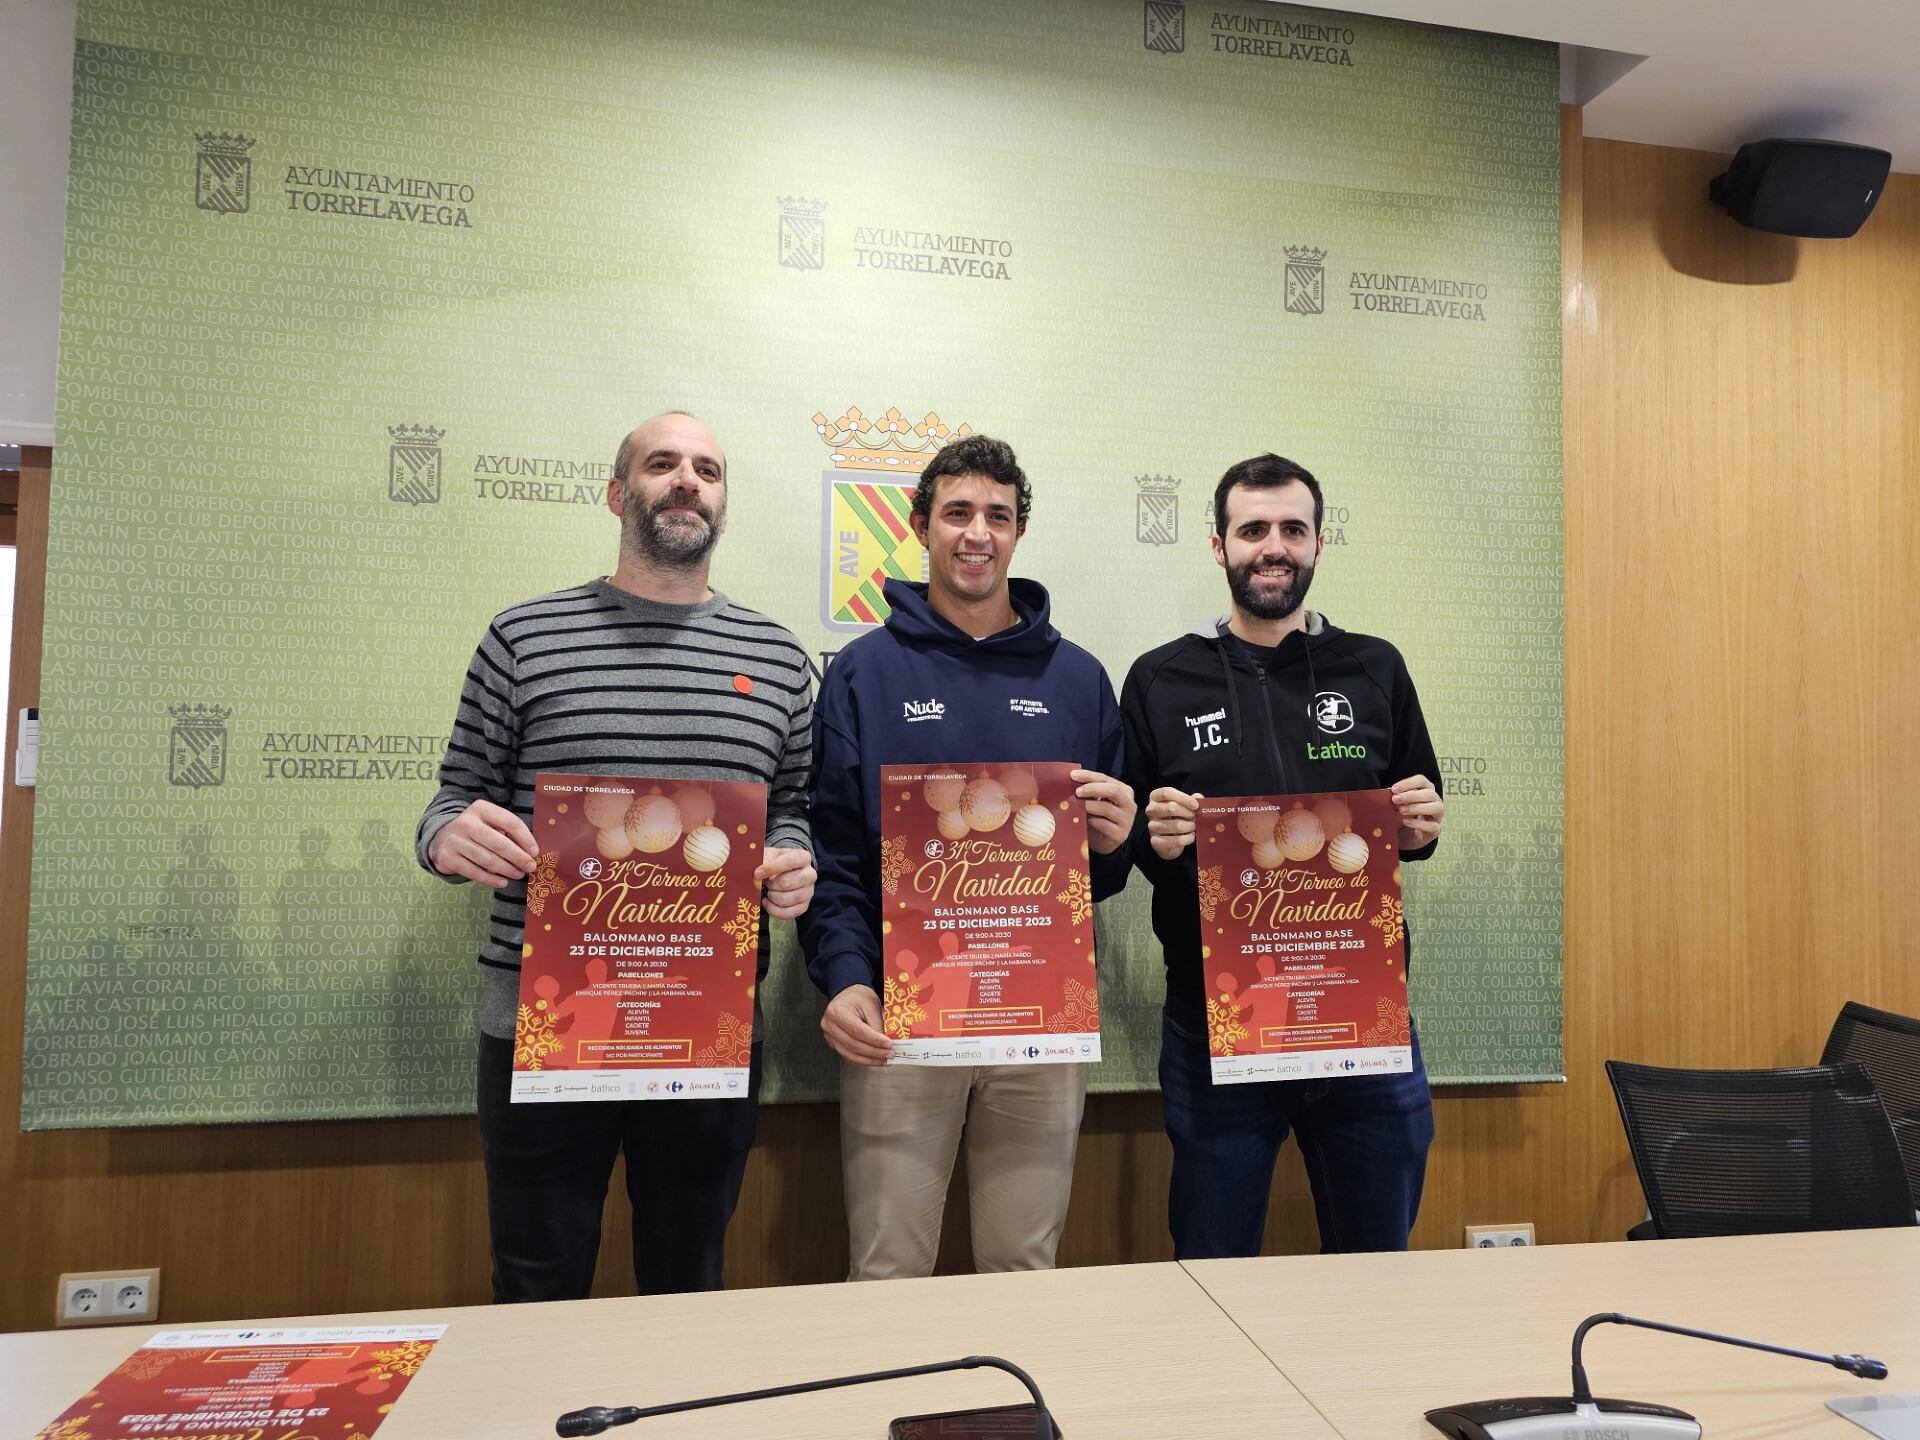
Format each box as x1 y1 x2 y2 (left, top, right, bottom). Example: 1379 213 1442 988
25 0 1563 1127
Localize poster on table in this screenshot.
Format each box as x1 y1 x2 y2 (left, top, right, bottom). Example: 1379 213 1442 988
878 762 1099 1066
31 1325 445 1440
514 774 766 1101
1194 788 1411 1084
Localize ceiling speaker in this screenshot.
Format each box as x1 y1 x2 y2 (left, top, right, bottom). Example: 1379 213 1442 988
1709 139 1892 238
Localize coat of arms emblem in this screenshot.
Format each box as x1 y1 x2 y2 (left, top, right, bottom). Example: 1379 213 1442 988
815 407 968 631
1286 246 1327 315
778 197 826 271
1135 474 1181 546
194 132 254 214
1144 1 1185 53
168 704 231 788
388 425 445 505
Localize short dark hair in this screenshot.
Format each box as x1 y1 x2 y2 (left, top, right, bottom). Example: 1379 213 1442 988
1213 454 1323 536
912 434 1031 529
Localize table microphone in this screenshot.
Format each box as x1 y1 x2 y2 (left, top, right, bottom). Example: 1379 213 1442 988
1424 1311 1889 1440
556 1354 1055 1438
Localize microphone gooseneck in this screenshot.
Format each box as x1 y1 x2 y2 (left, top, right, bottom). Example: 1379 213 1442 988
556 1354 1053 1439
556 1407 639 1438
1569 1313 1890 1404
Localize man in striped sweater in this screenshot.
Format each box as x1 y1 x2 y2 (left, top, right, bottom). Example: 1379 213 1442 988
416 411 815 1301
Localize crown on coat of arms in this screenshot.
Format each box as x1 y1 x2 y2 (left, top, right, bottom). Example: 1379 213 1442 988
813 407 974 473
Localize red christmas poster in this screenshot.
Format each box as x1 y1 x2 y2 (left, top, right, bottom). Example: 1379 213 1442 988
1194 788 1411 1083
878 762 1099 1066
31 1325 445 1440
514 774 766 1101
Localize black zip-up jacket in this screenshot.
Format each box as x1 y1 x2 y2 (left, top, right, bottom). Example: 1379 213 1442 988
1119 613 1442 1032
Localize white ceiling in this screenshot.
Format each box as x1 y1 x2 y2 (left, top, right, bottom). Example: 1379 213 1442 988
1310 0 1920 173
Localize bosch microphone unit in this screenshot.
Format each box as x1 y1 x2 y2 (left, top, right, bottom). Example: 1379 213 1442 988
556 1355 1056 1438
1425 1311 1888 1440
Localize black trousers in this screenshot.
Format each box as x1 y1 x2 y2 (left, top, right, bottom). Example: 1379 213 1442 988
475 1033 761 1302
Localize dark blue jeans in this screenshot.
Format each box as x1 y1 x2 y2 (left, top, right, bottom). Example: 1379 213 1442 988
475 1033 760 1302
1159 1013 1434 1258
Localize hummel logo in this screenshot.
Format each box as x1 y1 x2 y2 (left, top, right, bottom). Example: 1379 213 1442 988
903 698 946 722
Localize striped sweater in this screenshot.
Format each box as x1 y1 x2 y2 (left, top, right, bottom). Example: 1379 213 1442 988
416 581 813 1038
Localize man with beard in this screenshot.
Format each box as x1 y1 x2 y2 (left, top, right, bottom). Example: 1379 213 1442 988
1119 452 1445 1259
417 411 815 1300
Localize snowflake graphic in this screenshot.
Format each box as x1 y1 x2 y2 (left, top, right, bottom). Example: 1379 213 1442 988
1045 978 1101 1034
525 851 561 916
695 1011 754 1068
721 897 762 959
883 971 927 1039
879 835 911 896
1055 868 1093 926
114 1350 176 1381
1360 995 1412 1046
369 1339 435 1380
34 1420 94 1440
1197 864 1224 923
514 1002 563 1070
1207 994 1250 1056
1369 892 1404 950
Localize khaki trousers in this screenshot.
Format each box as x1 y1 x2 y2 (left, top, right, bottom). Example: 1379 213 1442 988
840 1059 1088 1282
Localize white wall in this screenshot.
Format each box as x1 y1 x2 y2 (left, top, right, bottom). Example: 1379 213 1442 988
0 0 78 446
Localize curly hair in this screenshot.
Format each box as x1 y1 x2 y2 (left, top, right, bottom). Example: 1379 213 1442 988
911 434 1031 529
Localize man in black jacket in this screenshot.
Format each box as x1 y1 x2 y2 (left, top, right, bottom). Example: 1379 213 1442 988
1120 452 1445 1259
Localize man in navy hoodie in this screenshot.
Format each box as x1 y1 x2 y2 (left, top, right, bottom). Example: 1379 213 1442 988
1121 452 1446 1260
800 434 1136 1281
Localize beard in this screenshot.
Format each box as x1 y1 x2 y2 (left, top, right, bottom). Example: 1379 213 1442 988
623 484 725 568
1227 554 1314 621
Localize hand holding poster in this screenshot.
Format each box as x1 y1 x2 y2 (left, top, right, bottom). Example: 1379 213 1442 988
1195 788 1411 1084
879 762 1099 1066
514 774 766 1102
31 1325 445 1440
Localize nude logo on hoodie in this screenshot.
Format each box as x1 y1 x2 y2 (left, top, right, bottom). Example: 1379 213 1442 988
903 698 945 723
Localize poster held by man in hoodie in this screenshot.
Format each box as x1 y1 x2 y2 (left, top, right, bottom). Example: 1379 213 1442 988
1195 788 1411 1084
878 761 1100 1065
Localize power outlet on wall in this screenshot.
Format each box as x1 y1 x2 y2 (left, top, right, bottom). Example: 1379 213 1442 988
57 1268 162 1327
1464 1223 1536 1249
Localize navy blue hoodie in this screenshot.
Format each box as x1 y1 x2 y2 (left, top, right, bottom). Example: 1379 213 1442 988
799 578 1131 1000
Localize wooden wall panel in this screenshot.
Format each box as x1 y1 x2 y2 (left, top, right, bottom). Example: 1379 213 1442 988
4 121 1919 1332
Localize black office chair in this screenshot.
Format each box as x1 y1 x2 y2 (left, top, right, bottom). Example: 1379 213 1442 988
1821 1001 1920 1209
1606 1059 1918 1239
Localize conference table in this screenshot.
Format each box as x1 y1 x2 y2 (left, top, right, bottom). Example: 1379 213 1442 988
12 1262 1338 1439
10 1229 1917 1438
1190 1227 1920 1438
